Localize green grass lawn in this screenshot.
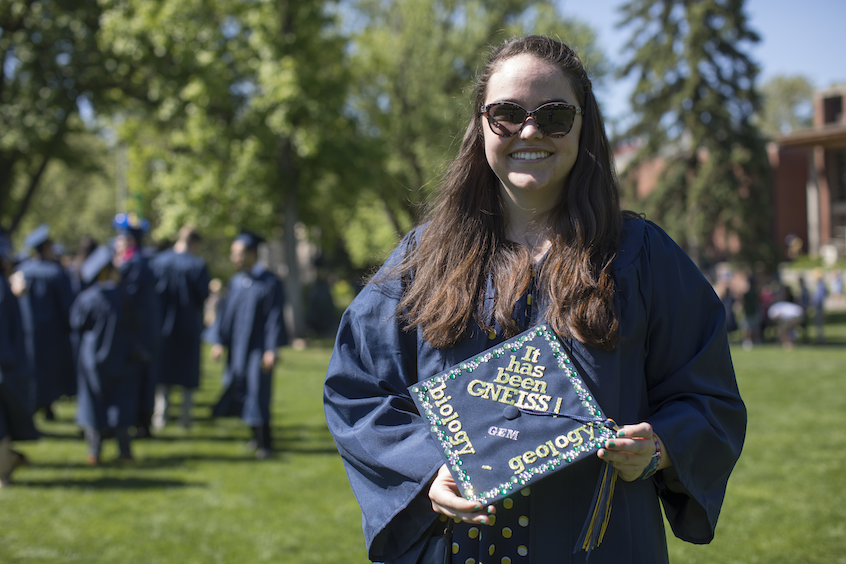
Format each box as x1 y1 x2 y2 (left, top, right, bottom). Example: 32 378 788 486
2 318 845 563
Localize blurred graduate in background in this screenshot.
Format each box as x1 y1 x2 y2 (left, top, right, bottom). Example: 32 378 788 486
149 226 210 430
13 224 75 420
71 245 140 464
208 230 288 459
0 230 39 487
112 213 161 439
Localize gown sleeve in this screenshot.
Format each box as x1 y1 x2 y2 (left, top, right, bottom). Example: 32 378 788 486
637 220 747 544
324 235 444 562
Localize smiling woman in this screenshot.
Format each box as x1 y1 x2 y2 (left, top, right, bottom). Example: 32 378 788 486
325 35 746 564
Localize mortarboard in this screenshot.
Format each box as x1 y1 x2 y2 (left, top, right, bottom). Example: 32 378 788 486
112 212 150 236
409 324 619 558
24 224 50 251
233 229 265 250
80 245 114 285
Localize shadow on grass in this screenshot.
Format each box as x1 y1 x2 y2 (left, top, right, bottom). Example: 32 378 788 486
11 476 206 489
271 422 338 455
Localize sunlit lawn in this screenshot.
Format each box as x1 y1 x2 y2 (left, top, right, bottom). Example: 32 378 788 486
1 316 844 563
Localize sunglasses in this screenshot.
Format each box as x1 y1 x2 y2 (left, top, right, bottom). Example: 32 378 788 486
480 101 583 138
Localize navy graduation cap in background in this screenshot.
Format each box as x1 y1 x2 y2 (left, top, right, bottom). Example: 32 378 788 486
409 324 620 557
233 228 265 250
80 245 114 285
24 223 50 251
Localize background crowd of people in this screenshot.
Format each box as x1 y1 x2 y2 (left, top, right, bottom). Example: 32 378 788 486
715 266 841 350
0 215 288 487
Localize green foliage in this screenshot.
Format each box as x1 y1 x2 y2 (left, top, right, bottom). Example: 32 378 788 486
11 131 117 251
346 0 606 236
3 0 610 277
0 0 118 232
617 0 775 267
757 73 815 139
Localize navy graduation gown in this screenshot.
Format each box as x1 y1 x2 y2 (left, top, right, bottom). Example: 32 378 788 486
71 282 140 429
14 258 76 403
150 249 210 388
323 217 746 564
0 276 38 442
119 251 162 416
209 263 288 426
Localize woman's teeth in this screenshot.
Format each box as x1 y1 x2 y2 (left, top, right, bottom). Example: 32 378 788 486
511 151 550 161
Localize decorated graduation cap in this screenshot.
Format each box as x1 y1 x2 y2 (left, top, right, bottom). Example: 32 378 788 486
24 223 50 251
409 324 619 558
80 245 115 285
233 228 265 250
112 212 150 238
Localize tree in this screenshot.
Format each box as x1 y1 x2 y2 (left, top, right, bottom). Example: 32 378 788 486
0 0 118 234
346 0 607 241
617 0 775 267
757 74 815 139
96 0 360 336
11 130 117 250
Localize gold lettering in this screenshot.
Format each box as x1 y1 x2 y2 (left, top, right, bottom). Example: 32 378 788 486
532 364 546 378
514 390 528 409
519 363 533 376
498 386 518 405
553 397 563 414
520 377 535 391
509 456 525 473
531 379 547 394
522 346 537 362
467 380 486 397
567 425 586 448
506 355 521 372
429 382 447 400
494 367 510 384
441 411 458 424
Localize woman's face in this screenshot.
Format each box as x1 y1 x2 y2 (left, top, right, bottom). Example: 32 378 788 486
482 54 582 209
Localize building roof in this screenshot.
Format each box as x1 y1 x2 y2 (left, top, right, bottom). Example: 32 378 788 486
778 124 846 149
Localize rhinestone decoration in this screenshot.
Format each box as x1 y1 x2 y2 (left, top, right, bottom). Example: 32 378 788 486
409 325 616 503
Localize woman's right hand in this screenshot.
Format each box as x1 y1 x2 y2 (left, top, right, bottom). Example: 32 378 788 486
428 464 495 525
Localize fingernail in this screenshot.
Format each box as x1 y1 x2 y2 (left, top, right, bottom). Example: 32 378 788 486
598 449 605 457
607 441 616 449
473 505 482 512
487 506 495 514
617 430 626 438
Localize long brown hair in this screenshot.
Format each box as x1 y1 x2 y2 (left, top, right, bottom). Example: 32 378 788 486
395 36 623 351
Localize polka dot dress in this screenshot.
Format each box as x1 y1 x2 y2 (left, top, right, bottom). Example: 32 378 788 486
449 267 538 563
450 487 532 564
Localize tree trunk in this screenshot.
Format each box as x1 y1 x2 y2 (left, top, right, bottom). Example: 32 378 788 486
278 136 305 339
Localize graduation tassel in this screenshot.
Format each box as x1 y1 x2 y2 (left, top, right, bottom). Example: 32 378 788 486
574 460 618 562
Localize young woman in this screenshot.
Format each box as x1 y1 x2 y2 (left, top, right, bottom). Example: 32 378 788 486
325 36 746 564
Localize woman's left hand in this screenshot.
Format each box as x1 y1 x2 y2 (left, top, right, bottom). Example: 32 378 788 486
597 422 669 482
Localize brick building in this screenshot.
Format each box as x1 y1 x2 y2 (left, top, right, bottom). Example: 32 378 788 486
772 86 846 260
